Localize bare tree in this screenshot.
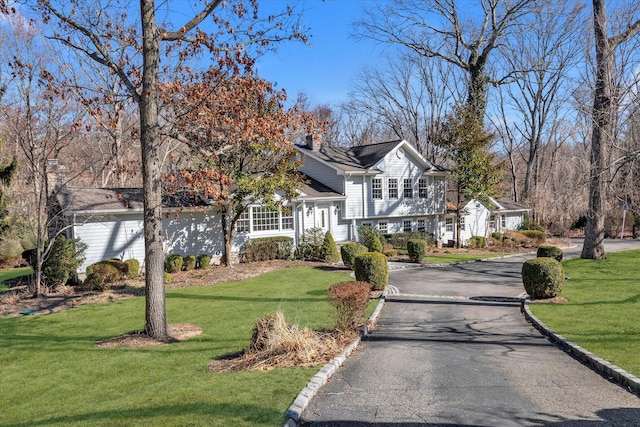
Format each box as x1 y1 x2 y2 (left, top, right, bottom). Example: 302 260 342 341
582 0 640 259
11 0 308 339
354 0 534 122
0 16 84 296
347 53 460 160
492 0 584 205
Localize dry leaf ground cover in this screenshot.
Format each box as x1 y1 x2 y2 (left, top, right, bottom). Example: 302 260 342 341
0 264 362 426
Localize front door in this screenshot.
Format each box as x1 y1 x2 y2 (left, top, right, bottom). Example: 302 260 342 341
315 204 330 233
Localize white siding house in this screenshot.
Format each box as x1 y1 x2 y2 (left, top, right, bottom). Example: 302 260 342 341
55 138 529 272
297 138 448 242
442 197 531 246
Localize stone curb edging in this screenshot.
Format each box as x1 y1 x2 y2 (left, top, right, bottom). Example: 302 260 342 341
521 299 640 395
282 290 388 427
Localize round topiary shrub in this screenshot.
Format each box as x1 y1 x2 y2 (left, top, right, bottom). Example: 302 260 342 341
406 239 427 263
183 255 197 271
165 254 184 273
340 242 368 269
354 252 388 291
522 257 564 299
124 259 140 278
537 245 563 262
106 258 128 277
197 254 211 269
84 261 122 290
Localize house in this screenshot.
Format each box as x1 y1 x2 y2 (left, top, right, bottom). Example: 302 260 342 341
53 176 344 273
441 197 531 246
54 138 525 272
296 137 448 241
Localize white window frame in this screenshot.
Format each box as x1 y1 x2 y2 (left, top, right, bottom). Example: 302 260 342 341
403 220 412 233
372 178 382 200
236 210 250 232
445 218 454 232
418 178 428 198
460 216 466 231
281 210 294 230
388 178 398 199
417 219 426 232
378 221 388 233
403 178 413 199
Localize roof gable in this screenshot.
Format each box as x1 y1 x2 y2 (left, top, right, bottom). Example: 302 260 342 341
297 139 444 174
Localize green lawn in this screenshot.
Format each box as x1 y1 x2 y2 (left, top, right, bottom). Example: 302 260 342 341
0 267 32 292
0 266 357 426
529 249 640 376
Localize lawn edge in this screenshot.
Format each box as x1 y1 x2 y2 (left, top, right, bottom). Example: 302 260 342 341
283 290 388 427
522 299 640 395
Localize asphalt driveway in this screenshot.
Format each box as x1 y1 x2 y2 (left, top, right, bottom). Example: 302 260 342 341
299 240 640 426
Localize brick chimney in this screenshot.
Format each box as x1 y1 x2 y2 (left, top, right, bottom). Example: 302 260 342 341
305 133 322 151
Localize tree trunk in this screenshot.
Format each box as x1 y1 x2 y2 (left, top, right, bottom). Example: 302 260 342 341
140 0 168 339
467 61 489 123
582 0 612 260
221 207 231 267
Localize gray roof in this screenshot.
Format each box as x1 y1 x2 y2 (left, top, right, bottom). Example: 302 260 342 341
494 198 530 212
297 175 344 200
57 176 344 214
297 140 446 173
55 187 210 213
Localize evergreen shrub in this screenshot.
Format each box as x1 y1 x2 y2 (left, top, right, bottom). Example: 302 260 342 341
242 236 294 262
295 228 324 260
321 231 340 262
491 232 504 242
340 242 368 269
197 254 211 269
124 259 140 277
84 261 122 290
407 239 427 263
537 245 563 262
522 258 564 299
0 239 23 260
42 236 87 287
468 236 486 249
165 254 184 273
183 255 197 271
386 232 434 249
354 252 388 291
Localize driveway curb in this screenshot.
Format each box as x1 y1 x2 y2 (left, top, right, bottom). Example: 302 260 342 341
521 299 640 395
282 290 388 427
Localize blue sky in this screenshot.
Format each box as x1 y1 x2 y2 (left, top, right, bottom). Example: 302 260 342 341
256 0 381 107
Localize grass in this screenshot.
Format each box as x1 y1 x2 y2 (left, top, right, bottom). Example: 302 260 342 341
0 267 32 292
529 249 640 376
0 266 366 426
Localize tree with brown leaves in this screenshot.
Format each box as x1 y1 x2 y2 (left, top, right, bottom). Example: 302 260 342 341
165 69 312 266
4 0 307 339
